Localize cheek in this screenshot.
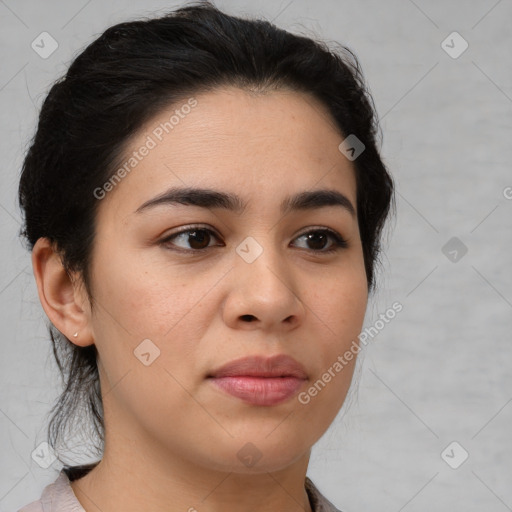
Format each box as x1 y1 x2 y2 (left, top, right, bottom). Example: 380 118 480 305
92 249 220 343
89 252 222 399
90 257 213 421
301 262 367 407
308 258 368 338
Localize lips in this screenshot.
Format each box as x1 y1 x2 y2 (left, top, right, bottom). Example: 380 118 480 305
207 354 308 379
207 354 308 406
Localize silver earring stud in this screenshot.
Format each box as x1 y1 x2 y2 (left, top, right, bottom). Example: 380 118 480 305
73 332 78 338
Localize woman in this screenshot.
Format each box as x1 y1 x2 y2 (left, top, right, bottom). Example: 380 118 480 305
17 2 395 511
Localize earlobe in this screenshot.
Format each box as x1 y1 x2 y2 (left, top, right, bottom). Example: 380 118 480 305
31 237 94 347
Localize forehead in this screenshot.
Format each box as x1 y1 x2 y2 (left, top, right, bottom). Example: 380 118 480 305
96 86 357 220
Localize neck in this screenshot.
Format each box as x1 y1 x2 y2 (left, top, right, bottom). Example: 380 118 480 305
70 445 313 512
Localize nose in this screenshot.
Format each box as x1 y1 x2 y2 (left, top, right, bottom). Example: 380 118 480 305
222 238 306 332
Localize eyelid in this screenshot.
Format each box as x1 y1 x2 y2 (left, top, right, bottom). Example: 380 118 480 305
159 224 223 251
293 226 349 252
160 224 348 253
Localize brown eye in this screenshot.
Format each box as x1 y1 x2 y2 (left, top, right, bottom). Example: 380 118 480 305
186 229 212 250
304 232 328 250
160 226 347 254
161 227 221 251
291 229 348 253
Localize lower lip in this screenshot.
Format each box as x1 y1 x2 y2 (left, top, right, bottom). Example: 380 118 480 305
209 376 305 406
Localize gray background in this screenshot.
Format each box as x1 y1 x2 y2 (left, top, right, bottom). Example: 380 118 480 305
1 0 511 511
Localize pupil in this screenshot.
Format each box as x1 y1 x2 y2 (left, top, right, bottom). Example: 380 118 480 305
308 232 326 250
190 230 209 249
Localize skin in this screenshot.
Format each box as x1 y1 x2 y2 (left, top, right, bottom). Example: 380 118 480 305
32 86 368 512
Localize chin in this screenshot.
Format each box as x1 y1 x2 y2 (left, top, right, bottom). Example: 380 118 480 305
197 433 312 475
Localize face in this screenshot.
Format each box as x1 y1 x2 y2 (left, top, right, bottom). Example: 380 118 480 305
83 86 368 474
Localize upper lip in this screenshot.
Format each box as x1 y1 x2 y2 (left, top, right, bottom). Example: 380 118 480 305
208 354 308 379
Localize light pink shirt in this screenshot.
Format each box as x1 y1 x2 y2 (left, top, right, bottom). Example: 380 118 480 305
17 469 342 512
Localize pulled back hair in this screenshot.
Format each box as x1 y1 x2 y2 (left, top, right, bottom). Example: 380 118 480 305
18 0 395 463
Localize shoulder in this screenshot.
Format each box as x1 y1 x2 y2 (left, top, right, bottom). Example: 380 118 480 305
18 470 339 512
305 476 344 512
17 501 43 512
17 470 85 512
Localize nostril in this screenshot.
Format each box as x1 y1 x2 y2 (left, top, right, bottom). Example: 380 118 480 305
240 314 256 322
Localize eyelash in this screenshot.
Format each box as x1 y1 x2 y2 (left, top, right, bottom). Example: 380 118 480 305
159 225 348 254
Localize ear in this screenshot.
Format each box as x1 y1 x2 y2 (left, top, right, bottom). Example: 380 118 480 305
31 237 94 347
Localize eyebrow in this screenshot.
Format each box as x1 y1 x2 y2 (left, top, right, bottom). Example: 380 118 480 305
134 186 356 218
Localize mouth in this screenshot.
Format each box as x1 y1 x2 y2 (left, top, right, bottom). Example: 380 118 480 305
207 354 308 406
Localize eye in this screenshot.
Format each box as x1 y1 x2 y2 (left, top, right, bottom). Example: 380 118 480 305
159 226 348 254
160 226 222 252
291 228 348 253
